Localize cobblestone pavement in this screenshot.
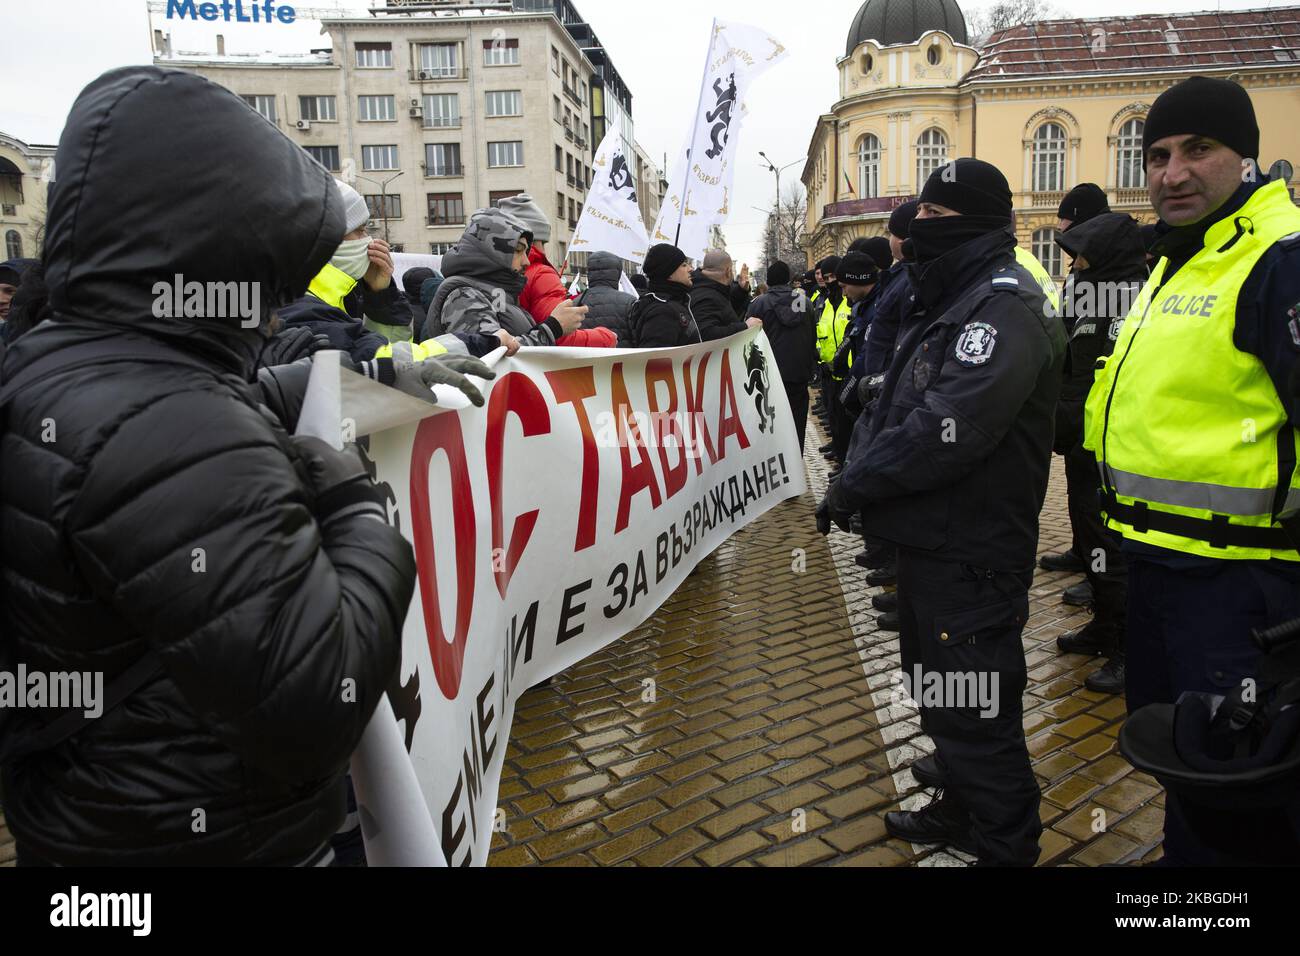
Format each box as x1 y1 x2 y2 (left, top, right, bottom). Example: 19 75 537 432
0 410 1166 869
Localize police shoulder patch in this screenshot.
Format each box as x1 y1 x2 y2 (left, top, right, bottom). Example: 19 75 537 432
954 321 998 366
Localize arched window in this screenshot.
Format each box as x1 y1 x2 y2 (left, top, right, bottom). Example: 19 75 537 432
1032 227 1062 279
1116 118 1146 190
858 134 881 199
4 230 21 260
916 127 948 187
927 45 942 66
861 52 874 74
1032 122 1067 193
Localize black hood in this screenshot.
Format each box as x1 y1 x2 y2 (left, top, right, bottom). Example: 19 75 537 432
44 66 346 374
1055 213 1147 282
588 251 624 290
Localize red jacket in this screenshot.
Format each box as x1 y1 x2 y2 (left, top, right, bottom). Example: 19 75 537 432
521 246 616 349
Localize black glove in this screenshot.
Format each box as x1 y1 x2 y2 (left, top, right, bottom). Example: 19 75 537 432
261 327 331 368
291 435 387 529
816 496 832 536
820 479 856 535
387 342 496 407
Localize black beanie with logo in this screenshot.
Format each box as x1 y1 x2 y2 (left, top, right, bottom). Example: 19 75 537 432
1142 76 1260 165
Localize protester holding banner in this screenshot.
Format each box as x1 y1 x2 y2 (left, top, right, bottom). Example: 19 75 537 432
628 243 702 348
819 158 1066 865
420 207 587 346
690 250 762 342
0 66 430 866
576 251 637 345
747 259 815 452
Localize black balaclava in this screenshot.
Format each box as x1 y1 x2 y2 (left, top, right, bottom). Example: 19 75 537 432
909 158 1013 265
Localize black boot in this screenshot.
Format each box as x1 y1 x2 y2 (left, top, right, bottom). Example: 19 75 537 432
871 590 898 612
866 562 897 587
875 610 900 632
884 792 977 855
1056 622 1109 656
1084 655 1126 695
1062 580 1094 607
910 753 947 789
1039 548 1084 572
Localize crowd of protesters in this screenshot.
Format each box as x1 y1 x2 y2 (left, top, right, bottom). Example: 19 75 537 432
0 65 1297 869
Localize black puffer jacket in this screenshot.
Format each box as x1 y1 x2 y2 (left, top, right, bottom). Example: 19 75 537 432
577 251 635 345
628 280 702 349
688 271 748 342
0 67 415 865
746 285 816 384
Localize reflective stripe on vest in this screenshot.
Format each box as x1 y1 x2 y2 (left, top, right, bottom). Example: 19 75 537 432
373 336 454 362
1083 179 1300 562
307 263 359 311
1014 246 1060 311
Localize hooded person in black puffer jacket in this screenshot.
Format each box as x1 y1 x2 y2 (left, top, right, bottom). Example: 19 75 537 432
746 260 815 451
0 66 419 866
576 251 636 345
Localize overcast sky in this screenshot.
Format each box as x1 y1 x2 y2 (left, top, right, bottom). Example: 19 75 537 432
0 0 1283 266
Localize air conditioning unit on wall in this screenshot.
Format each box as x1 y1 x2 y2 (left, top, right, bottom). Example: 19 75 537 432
296 119 311 130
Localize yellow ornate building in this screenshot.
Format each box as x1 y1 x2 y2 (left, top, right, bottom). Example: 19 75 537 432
802 0 1300 276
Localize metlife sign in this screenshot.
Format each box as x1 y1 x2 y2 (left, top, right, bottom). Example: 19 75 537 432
165 0 297 24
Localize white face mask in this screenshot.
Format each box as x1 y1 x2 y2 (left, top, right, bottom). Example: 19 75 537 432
331 237 372 281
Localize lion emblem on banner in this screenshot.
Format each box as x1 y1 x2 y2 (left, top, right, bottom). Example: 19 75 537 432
608 152 637 204
705 73 738 160
743 341 776 434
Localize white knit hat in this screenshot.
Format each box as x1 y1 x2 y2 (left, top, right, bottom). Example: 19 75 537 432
335 178 370 233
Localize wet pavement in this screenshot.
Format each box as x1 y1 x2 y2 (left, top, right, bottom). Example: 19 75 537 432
0 415 1166 869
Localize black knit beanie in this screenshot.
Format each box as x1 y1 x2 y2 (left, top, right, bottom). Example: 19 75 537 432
643 243 688 282
1057 183 1110 226
838 253 878 286
918 158 1013 221
766 260 791 286
1142 76 1259 165
888 199 920 240
817 255 842 279
861 236 893 271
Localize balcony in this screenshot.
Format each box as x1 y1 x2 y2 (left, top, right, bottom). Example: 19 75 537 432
1027 190 1066 209
1111 187 1149 206
422 164 465 178
1 204 15 217
821 195 916 221
426 216 465 227
564 126 574 142
567 174 577 188
409 66 467 82
562 83 582 106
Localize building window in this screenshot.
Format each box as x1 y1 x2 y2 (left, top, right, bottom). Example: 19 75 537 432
857 134 881 199
485 90 522 117
1032 227 1063 279
417 43 459 78
557 191 566 218
361 145 399 171
551 46 560 74
358 95 396 122
488 141 524 168
423 93 459 128
240 94 277 124
915 127 948 186
5 230 21 260
483 38 520 66
355 42 392 68
927 45 942 66
427 193 465 226
861 53 873 74
1117 118 1147 190
365 194 402 220
1032 122 1067 193
555 145 564 172
424 143 463 177
490 190 523 206
431 242 456 255
303 145 341 172
299 95 336 122
568 197 576 225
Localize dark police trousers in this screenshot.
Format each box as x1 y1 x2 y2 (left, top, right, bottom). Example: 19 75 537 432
785 382 809 455
1064 445 1128 653
1126 556 1300 865
897 549 1042 865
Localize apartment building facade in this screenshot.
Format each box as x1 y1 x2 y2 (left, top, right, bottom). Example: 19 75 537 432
158 0 637 267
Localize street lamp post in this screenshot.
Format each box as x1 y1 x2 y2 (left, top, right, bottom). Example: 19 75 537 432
356 170 405 245
759 152 804 265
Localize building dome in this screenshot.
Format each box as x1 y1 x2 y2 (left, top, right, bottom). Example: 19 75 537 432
845 0 969 56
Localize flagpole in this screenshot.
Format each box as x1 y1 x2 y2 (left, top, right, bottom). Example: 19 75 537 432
675 18 719 250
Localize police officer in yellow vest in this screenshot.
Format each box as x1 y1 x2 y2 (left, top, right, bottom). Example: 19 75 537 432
815 257 854 472
1084 77 1300 865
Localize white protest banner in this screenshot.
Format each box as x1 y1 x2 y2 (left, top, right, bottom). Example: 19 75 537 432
652 19 789 260
569 128 651 265
618 271 639 298
346 328 805 865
